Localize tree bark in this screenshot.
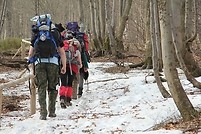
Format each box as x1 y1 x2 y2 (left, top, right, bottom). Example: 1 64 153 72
78 0 85 32
116 0 133 52
170 0 201 89
183 0 201 77
89 0 101 51
150 0 170 98
105 0 116 54
159 0 198 121
0 0 7 37
99 0 106 43
143 0 152 69
94 0 102 46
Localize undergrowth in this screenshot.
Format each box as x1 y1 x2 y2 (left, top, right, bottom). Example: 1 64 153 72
0 37 21 51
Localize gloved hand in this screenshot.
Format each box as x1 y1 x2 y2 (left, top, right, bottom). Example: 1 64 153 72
31 25 39 33
27 56 37 64
83 71 89 80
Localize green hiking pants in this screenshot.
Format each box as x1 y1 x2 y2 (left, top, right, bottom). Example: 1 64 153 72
35 63 59 117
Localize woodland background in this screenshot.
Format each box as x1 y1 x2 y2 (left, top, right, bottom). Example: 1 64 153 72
1 0 201 49
0 0 145 54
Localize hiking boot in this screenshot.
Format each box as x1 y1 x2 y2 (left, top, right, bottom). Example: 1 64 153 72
60 98 66 109
77 94 82 98
78 87 83 98
66 97 72 106
66 102 72 106
40 115 47 120
48 113 56 117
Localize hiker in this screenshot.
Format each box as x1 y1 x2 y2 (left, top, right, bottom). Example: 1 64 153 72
28 14 66 120
59 30 82 108
66 22 90 98
55 23 81 100
55 23 65 33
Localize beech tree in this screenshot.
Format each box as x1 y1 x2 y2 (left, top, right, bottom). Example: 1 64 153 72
159 0 199 121
115 0 133 54
0 0 7 37
184 0 201 77
99 0 106 44
143 0 152 69
89 0 101 51
150 0 170 98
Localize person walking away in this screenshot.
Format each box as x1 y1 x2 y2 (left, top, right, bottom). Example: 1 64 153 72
59 31 82 108
66 22 90 98
28 14 66 120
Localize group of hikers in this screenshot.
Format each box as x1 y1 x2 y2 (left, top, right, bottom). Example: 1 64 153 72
28 14 90 120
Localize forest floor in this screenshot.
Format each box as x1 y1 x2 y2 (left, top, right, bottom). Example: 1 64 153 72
0 49 201 133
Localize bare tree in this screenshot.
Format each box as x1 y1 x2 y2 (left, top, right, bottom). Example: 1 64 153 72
170 0 201 89
94 0 101 46
78 0 84 32
115 0 133 53
0 0 7 38
183 0 201 77
6 0 13 37
150 0 170 98
34 0 39 15
99 0 106 43
105 0 116 55
89 0 101 51
142 0 152 69
159 0 198 121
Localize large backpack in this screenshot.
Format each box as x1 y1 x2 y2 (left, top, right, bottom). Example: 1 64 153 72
66 22 90 62
62 33 80 65
33 16 58 58
74 32 90 63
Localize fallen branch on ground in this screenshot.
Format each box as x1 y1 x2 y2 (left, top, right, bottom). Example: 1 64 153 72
86 77 129 84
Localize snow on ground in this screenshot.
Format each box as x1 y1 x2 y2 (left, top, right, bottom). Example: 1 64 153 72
0 62 201 134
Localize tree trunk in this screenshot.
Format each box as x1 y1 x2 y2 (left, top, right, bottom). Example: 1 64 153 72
154 0 163 70
89 0 101 51
150 0 170 98
170 0 201 89
116 0 133 52
143 0 152 69
99 0 106 43
0 0 7 38
34 0 39 15
5 0 12 37
78 0 85 32
95 0 102 46
159 0 198 121
105 0 116 54
183 0 201 77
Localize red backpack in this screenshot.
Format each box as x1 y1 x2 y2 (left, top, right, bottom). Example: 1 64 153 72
63 39 80 65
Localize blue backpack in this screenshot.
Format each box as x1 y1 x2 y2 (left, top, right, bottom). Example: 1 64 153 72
33 16 58 58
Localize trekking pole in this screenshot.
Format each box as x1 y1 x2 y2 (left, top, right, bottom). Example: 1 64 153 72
68 56 73 75
86 79 89 92
68 43 73 75
24 64 32 95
